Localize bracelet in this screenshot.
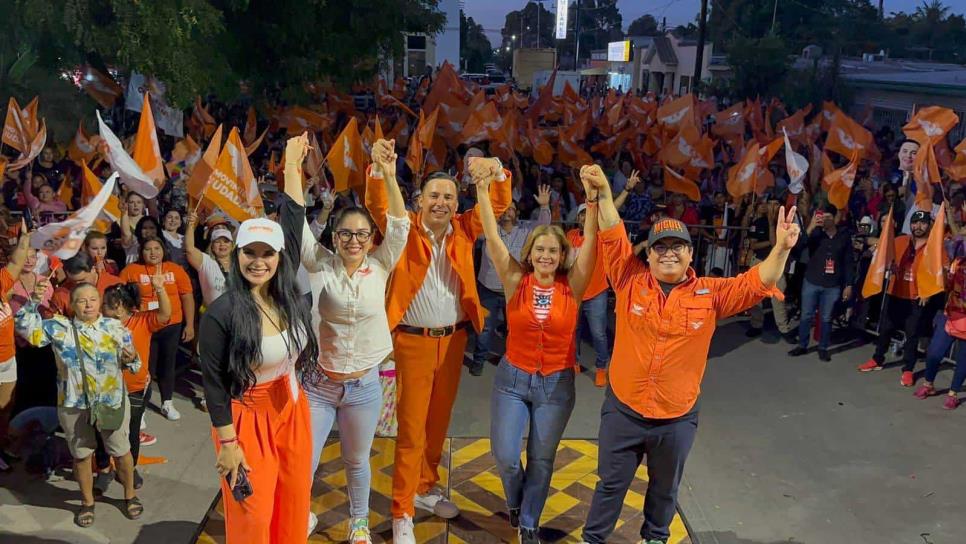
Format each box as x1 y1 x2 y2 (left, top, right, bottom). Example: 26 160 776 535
585 197 599 203
219 437 239 446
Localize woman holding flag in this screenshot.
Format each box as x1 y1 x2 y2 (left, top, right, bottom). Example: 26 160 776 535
119 237 195 420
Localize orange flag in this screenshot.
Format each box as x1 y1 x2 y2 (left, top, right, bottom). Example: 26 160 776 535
461 102 500 145
947 138 966 181
244 127 269 157
326 117 366 192
405 109 438 177
659 121 703 169
656 94 697 133
200 127 261 222
79 66 123 109
826 150 860 210
132 92 165 186
558 124 593 169
528 120 554 166
663 166 701 201
304 131 326 180
862 206 896 299
711 103 744 138
68 122 97 164
825 110 873 160
2 97 29 153
187 124 223 201
527 67 558 121
190 96 217 139
8 120 46 172
244 106 258 144
904 106 960 193
916 202 947 299
374 117 385 141
0 157 6 180
727 141 761 199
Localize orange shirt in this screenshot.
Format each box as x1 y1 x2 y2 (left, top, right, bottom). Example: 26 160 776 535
51 271 123 317
566 228 608 300
504 274 579 375
123 311 168 392
601 222 782 419
889 235 931 301
119 262 193 325
0 269 16 361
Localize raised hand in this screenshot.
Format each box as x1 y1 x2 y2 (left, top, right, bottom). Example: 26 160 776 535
186 211 199 228
150 271 166 293
32 277 50 302
372 139 397 179
580 164 609 192
775 206 801 250
535 184 551 207
285 133 311 166
626 169 641 190
469 158 499 189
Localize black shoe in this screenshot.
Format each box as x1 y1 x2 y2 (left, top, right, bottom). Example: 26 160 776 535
93 470 114 496
782 331 798 345
818 350 831 362
788 347 808 357
745 327 763 338
509 508 520 528
469 363 484 376
519 527 539 544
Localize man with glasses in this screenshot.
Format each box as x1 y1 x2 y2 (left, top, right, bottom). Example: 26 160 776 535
578 166 799 544
366 157 512 544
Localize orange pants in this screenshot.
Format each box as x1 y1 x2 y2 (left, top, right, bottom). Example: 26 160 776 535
391 329 467 518
212 376 312 544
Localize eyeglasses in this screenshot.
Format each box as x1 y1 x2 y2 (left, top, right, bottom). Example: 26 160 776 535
650 243 690 255
335 230 372 243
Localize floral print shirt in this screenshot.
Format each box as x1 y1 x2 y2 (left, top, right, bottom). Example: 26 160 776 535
15 301 140 410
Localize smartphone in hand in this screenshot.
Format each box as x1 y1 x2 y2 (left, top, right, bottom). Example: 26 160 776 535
227 466 254 502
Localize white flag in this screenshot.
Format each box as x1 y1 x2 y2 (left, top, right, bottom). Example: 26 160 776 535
31 173 119 259
783 128 809 194
97 111 160 199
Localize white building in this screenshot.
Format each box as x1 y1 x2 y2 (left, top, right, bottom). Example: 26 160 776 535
638 32 714 96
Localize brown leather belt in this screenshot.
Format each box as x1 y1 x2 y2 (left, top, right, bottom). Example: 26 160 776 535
396 321 470 338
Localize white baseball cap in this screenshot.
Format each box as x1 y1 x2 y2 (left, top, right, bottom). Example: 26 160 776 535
210 226 233 242
235 218 285 251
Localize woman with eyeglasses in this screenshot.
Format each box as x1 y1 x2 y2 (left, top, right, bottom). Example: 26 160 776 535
475 164 599 543
279 135 409 542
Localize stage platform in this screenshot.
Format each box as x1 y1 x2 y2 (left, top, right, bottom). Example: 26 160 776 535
194 437 693 543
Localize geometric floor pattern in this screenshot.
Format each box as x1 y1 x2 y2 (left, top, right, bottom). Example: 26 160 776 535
195 438 692 543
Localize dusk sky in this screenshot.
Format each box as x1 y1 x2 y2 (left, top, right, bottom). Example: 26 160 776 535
463 0 966 47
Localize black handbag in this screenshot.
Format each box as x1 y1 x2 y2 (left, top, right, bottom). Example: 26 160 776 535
72 323 126 431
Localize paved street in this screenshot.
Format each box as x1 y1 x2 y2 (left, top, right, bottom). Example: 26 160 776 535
2 318 964 543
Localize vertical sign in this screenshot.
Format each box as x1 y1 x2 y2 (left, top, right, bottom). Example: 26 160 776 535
555 0 569 40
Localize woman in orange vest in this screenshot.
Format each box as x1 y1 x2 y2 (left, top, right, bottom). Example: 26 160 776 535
475 164 599 543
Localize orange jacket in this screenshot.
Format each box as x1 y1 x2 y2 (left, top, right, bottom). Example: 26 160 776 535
601 222 782 419
365 167 513 332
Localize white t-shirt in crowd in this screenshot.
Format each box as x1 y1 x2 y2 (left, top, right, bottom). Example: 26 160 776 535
197 254 228 306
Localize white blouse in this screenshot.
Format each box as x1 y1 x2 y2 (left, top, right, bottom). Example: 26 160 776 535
301 214 410 373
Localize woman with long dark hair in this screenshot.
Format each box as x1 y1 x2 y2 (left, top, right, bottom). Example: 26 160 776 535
119 237 195 420
281 135 408 541
198 215 320 544
476 165 599 543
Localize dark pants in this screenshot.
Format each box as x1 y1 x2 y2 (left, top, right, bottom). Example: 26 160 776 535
797 279 841 351
95 387 151 470
925 314 966 393
583 390 698 543
873 296 942 370
150 323 183 402
473 284 506 366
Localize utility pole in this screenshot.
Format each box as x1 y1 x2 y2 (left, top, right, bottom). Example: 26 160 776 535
536 0 540 48
771 0 779 34
694 0 708 92
878 0 884 19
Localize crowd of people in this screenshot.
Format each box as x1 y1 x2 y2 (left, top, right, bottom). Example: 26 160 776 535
0 73 964 544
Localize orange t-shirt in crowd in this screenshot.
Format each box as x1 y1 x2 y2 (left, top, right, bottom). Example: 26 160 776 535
50 271 123 317
566 228 608 301
600 222 782 419
0 269 17 361
119 262 193 325
123 310 169 393
503 274 579 376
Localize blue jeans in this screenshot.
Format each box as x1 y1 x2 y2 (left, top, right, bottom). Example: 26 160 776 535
473 284 507 366
305 367 382 519
490 359 575 530
576 290 611 369
925 314 966 393
798 279 841 351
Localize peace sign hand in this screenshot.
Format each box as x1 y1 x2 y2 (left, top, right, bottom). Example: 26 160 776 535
775 206 801 250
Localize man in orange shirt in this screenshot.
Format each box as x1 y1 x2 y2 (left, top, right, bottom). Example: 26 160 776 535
579 167 799 544
858 210 945 385
365 143 512 544
51 252 123 317
566 203 611 387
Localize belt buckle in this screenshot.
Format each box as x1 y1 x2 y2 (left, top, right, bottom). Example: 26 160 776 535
428 327 447 338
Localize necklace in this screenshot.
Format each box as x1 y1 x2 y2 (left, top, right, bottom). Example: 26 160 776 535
255 300 292 357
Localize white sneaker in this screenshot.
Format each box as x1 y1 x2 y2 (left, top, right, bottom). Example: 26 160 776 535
161 400 181 421
307 511 318 537
392 515 415 544
415 488 459 519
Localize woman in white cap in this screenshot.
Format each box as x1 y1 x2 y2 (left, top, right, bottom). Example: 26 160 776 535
185 212 233 306
279 134 409 543
198 214 320 544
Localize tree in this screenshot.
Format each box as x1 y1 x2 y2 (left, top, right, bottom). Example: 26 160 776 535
724 35 790 100
461 12 493 73
627 14 660 37
497 1 556 70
